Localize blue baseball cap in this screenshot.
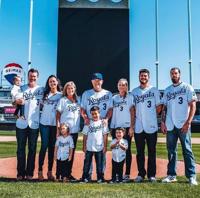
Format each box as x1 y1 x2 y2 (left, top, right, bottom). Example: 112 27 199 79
91 73 103 80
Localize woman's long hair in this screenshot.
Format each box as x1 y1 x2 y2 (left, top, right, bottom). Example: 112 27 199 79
43 75 62 100
63 81 78 102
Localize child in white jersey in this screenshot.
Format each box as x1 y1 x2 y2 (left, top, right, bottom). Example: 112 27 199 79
54 123 74 182
11 76 25 119
81 106 109 183
110 127 128 183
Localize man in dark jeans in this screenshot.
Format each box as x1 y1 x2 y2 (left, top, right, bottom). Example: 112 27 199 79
131 69 162 182
15 68 44 180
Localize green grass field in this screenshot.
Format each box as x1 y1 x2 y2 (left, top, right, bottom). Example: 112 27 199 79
0 176 200 198
0 132 200 197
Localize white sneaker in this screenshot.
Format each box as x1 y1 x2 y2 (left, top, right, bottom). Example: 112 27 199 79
134 176 144 183
148 177 157 182
123 175 130 182
189 177 198 186
162 175 177 183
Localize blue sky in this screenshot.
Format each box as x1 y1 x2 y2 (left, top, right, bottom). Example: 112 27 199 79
0 0 200 90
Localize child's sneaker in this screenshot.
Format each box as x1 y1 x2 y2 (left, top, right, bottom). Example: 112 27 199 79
162 175 177 183
80 178 89 183
123 175 130 182
189 177 198 186
97 179 103 183
109 180 116 184
63 177 69 183
148 177 157 183
134 176 144 183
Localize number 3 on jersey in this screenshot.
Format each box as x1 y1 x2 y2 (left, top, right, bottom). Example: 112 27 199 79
103 103 107 110
178 97 183 104
147 100 151 108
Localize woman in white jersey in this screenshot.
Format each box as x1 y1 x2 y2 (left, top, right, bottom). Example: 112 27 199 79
110 78 134 182
38 75 62 181
56 81 81 181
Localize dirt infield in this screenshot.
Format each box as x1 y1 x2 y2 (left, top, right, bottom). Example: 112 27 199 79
0 151 200 180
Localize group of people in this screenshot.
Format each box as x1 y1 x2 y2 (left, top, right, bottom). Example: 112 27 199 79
11 67 198 185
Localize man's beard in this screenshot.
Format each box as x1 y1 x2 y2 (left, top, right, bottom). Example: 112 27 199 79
171 77 180 84
140 79 148 85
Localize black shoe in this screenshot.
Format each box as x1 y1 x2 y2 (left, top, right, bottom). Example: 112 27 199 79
69 175 77 181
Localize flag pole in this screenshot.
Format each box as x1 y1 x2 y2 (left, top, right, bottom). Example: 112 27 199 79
28 0 33 72
187 0 192 85
155 0 159 88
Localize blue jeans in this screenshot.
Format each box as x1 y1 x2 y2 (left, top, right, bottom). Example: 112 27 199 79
167 127 196 178
38 124 57 171
16 126 39 177
82 150 103 180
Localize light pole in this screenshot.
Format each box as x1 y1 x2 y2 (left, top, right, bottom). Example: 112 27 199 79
155 0 159 88
187 0 192 85
28 0 33 72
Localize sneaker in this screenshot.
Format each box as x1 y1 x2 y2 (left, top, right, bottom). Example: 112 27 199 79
134 176 144 183
162 175 177 183
97 179 103 183
16 176 24 181
189 177 198 186
63 177 69 183
80 178 89 183
148 177 157 183
69 175 77 182
123 175 130 182
109 180 116 184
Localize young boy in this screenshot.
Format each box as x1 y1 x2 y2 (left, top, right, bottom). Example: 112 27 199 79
54 123 74 182
11 76 25 119
81 106 109 183
110 127 128 183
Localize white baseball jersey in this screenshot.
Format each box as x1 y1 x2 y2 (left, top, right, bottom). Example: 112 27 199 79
57 96 81 133
82 119 109 152
40 92 62 126
16 84 44 129
11 85 23 102
162 82 197 130
55 135 74 161
81 89 113 119
132 86 161 134
110 93 133 128
110 138 128 162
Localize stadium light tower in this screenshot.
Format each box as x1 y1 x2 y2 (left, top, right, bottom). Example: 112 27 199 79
28 0 33 71
155 0 159 88
187 0 192 85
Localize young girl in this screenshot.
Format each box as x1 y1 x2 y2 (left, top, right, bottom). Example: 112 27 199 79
110 127 128 183
54 123 74 182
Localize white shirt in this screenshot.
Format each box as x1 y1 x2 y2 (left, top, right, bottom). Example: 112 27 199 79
110 93 133 128
81 89 113 119
16 84 44 129
57 96 81 133
55 135 74 161
82 120 109 152
110 138 128 162
11 85 23 102
162 82 197 130
40 92 62 126
132 86 161 134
